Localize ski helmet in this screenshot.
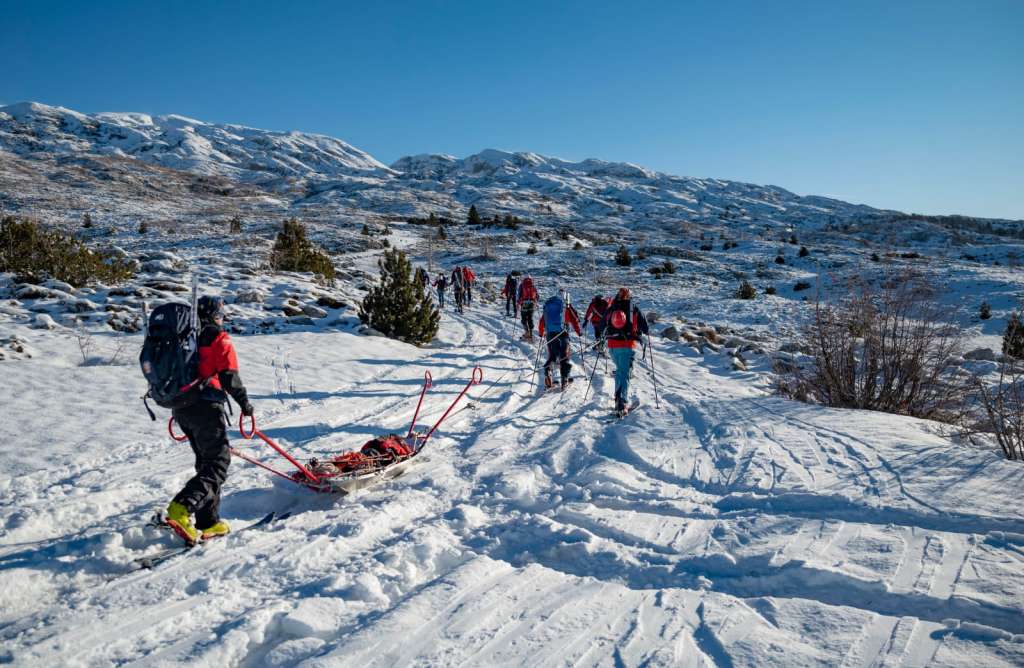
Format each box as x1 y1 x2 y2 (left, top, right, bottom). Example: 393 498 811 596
197 295 226 323
616 287 632 301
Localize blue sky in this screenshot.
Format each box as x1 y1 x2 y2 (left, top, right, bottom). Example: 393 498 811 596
2 1 1022 218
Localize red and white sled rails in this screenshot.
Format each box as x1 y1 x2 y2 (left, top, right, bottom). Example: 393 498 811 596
218 366 482 495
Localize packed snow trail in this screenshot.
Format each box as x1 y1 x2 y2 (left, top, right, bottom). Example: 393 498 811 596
1 308 1023 667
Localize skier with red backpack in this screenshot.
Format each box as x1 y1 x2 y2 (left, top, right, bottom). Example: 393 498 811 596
140 294 253 545
461 265 476 306
517 275 539 341
604 287 649 416
584 294 612 355
539 289 582 390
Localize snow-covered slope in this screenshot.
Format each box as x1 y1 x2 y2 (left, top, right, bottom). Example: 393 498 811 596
1 100 1024 666
2 294 1023 666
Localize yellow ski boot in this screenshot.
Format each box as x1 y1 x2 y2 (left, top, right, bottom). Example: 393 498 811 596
200 521 231 541
165 501 198 546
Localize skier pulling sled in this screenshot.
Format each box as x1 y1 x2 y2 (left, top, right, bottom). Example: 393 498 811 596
177 367 483 495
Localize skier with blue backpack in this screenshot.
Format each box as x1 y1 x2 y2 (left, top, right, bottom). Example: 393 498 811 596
538 289 582 390
140 294 253 545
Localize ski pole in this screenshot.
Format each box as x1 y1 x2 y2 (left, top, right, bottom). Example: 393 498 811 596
582 342 602 402
531 334 547 392
646 334 661 409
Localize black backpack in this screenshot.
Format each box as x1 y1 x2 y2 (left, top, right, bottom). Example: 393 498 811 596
139 302 200 418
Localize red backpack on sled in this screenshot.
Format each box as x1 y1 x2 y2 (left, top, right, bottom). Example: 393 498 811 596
329 434 414 474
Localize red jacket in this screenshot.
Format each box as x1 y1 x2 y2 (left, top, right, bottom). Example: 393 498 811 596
539 306 582 338
518 281 538 306
584 297 611 325
462 266 475 283
196 325 249 407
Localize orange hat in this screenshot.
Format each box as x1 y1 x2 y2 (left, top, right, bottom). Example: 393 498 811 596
616 287 631 300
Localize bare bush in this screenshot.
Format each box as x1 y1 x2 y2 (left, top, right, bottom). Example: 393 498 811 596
970 361 1024 460
781 275 967 421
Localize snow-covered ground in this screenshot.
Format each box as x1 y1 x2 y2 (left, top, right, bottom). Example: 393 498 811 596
2 292 1023 666
1 100 1023 666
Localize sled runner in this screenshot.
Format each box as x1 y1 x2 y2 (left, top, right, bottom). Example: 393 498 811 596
171 367 482 495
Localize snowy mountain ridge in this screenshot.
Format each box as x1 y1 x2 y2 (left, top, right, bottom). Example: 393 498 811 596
1 101 896 227
0 101 393 182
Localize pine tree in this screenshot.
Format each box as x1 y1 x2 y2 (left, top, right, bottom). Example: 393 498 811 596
1003 312 1024 358
270 218 336 280
229 216 242 234
467 205 482 226
82 213 93 229
361 223 370 235
359 248 440 346
615 245 632 267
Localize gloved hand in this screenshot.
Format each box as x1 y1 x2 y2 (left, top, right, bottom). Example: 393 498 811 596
241 401 254 417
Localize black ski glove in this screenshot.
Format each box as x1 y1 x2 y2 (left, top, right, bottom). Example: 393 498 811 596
241 401 254 416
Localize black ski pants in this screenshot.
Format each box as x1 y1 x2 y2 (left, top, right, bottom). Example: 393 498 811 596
544 332 572 382
505 293 518 317
454 287 464 313
521 304 535 337
172 401 231 529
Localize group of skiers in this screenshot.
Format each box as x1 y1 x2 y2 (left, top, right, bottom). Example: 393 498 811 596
501 272 649 415
146 265 647 545
428 264 476 314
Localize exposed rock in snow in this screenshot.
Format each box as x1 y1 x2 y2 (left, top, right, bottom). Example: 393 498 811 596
32 313 57 330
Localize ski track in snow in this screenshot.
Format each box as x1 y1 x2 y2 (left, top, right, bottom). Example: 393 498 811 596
2 304 1024 667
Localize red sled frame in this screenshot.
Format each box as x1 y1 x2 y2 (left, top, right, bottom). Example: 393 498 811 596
171 367 482 494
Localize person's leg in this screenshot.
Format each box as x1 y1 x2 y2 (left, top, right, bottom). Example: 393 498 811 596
558 336 572 383
173 403 231 529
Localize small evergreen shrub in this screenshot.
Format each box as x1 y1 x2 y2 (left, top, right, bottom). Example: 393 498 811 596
736 280 757 299
545 238 553 247
794 281 812 292
527 244 538 255
138 222 149 234
980 302 992 320
359 248 440 345
229 216 243 234
789 234 798 245
82 213 93 229
1004 313 1024 358
615 245 632 267
573 241 584 250
661 260 675 274
775 255 786 265
467 205 482 226
871 252 881 262
765 286 777 295
0 216 135 287
270 218 336 280
361 223 370 235
700 243 713 252
799 246 809 257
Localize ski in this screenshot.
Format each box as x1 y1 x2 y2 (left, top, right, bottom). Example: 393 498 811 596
133 510 289 570
605 400 641 422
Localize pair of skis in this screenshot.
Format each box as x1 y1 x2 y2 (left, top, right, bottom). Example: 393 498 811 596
133 510 290 570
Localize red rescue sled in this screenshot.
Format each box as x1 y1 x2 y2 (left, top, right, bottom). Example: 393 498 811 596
171 367 482 495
